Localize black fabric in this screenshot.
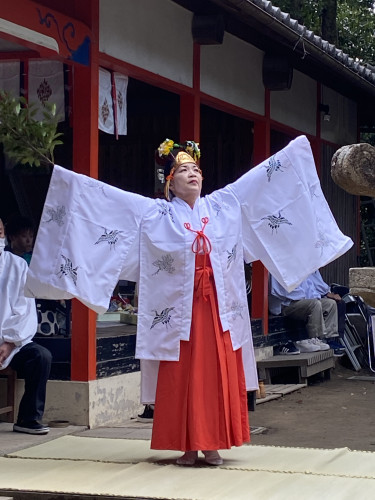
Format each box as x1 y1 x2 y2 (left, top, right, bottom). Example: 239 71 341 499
10 342 52 423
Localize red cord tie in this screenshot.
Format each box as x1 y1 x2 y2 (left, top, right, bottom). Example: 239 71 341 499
184 217 212 300
184 217 212 255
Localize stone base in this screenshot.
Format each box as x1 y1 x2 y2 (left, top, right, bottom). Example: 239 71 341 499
1 371 141 428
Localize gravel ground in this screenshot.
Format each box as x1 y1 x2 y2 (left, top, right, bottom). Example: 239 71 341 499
250 360 375 452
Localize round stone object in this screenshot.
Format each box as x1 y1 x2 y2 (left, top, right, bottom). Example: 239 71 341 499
331 143 375 197
349 267 375 307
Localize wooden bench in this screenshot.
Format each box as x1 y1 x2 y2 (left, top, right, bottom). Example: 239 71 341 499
257 350 335 385
0 367 17 423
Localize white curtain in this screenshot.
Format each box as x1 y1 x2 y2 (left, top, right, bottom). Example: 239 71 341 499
98 67 114 134
99 67 128 136
0 61 20 96
28 60 65 122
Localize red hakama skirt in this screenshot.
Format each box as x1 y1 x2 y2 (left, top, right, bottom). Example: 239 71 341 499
151 255 250 451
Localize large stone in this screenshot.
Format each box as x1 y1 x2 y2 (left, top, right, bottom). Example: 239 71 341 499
331 143 375 197
349 267 375 307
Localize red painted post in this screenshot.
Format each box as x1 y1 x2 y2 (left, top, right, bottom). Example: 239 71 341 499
180 43 200 142
70 0 99 381
252 113 270 334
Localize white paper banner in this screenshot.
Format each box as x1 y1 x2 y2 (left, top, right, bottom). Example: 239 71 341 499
98 67 114 134
28 60 65 122
0 61 20 96
114 72 128 136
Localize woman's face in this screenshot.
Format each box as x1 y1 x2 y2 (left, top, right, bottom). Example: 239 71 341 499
170 162 202 207
0 219 4 238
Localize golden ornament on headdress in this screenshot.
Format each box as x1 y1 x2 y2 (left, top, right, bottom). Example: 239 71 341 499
174 151 196 168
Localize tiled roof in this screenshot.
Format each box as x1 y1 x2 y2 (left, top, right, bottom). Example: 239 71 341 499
250 0 375 86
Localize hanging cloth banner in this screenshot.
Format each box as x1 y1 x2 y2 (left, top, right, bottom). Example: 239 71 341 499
28 60 65 123
0 61 20 96
99 67 114 134
113 72 128 136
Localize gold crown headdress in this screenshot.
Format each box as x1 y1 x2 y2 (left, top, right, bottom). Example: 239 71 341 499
156 139 201 200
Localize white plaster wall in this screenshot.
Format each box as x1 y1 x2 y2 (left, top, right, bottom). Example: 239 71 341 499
271 70 316 135
200 33 265 115
320 86 358 144
99 0 193 87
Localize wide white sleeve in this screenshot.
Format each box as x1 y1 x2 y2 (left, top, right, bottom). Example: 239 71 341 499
2 254 37 347
226 135 353 292
26 165 154 314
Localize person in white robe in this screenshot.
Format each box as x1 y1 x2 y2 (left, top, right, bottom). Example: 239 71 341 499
25 135 353 462
0 218 52 435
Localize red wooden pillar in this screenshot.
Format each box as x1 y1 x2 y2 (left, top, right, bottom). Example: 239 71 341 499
252 91 271 333
180 43 200 142
70 0 99 381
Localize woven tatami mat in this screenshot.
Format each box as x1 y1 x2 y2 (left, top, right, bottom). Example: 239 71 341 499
2 437 375 499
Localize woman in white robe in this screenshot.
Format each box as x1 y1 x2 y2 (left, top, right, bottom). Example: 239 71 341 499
26 135 353 463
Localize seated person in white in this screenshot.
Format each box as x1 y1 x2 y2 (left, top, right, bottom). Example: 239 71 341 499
0 217 52 435
269 270 345 355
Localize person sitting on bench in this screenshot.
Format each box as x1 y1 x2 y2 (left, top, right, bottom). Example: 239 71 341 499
269 270 346 356
0 217 52 434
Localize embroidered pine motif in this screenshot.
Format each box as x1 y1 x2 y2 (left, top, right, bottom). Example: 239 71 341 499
101 98 110 124
158 203 175 223
262 211 292 233
226 244 237 268
315 230 329 255
152 254 175 275
45 205 66 226
95 228 121 250
231 301 245 320
150 307 175 329
264 156 283 182
57 255 78 286
37 78 52 106
212 201 222 216
310 185 319 199
84 179 107 196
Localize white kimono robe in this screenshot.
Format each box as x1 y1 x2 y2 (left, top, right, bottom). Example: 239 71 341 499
25 135 353 394
0 251 38 369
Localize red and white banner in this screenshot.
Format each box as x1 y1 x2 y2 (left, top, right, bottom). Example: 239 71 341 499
0 61 20 96
28 60 65 122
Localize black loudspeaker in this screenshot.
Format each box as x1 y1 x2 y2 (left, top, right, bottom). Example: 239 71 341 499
262 54 293 90
192 14 225 45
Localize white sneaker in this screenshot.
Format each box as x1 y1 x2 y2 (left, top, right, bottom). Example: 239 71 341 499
295 339 320 352
311 338 330 351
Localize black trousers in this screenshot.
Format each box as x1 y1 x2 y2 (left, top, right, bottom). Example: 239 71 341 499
10 342 52 423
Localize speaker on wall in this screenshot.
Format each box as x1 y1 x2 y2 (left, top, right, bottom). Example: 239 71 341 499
262 54 293 90
192 14 225 45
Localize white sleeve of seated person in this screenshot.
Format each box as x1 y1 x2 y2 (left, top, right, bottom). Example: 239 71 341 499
226 135 353 292
0 252 37 369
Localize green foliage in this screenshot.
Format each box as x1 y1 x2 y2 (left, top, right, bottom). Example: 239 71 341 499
0 91 63 168
272 0 375 64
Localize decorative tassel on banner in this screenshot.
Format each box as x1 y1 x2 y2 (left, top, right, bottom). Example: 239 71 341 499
111 71 118 140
